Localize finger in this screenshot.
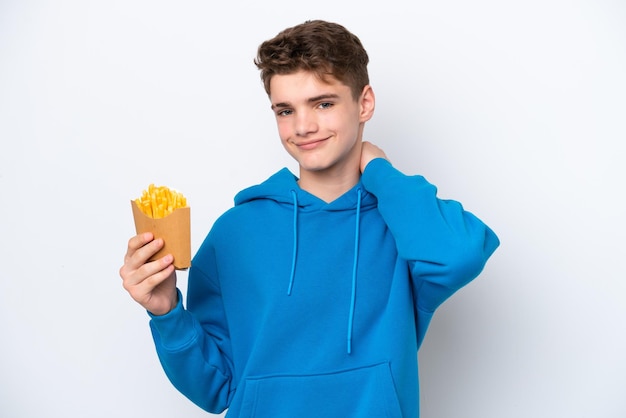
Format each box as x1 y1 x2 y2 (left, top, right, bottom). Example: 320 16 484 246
139 261 176 292
124 235 163 267
122 253 173 288
123 233 154 264
134 237 166 264
140 253 174 279
123 265 176 305
125 232 154 255
120 238 167 282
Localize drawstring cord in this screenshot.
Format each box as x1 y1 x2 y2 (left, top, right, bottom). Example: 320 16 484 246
347 188 362 354
286 187 362 355
287 190 298 296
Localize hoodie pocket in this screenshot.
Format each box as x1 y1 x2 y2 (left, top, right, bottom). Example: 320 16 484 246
239 362 403 418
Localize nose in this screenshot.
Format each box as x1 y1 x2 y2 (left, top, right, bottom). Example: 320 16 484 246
294 109 318 137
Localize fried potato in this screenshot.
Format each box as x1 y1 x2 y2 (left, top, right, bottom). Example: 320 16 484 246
134 184 188 219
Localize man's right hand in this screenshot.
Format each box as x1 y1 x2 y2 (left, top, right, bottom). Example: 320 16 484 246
119 232 178 316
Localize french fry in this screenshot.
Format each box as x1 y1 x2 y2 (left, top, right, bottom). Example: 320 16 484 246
134 184 187 219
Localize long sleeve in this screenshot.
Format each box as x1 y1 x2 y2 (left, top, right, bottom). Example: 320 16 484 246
148 240 235 413
361 158 500 346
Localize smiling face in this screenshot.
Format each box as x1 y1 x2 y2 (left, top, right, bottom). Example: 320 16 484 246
270 70 375 185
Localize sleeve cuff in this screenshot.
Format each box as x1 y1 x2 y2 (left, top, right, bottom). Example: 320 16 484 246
361 157 399 192
148 288 198 351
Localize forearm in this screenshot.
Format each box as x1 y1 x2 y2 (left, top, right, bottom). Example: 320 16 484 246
149 289 234 413
362 158 500 293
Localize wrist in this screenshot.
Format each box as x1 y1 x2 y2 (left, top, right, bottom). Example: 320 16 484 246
147 289 180 317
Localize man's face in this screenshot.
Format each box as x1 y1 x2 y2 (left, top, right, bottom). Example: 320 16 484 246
269 71 372 177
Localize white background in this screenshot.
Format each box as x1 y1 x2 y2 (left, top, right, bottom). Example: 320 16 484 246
1 1 625 417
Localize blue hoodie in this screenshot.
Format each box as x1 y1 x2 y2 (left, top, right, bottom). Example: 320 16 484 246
148 158 500 417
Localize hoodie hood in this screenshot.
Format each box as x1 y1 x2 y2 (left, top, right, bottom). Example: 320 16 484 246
234 167 377 354
234 167 377 212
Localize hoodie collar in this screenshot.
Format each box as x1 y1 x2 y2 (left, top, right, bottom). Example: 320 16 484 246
234 167 376 212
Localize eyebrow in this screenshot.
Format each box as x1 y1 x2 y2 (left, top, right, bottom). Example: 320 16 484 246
271 93 341 110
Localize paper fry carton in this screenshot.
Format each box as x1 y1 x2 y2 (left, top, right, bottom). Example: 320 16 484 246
130 200 191 269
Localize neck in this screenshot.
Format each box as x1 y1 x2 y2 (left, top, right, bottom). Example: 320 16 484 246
298 167 360 203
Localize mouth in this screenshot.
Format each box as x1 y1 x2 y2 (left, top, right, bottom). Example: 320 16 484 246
295 137 328 150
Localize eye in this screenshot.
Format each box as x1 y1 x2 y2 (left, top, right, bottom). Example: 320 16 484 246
318 102 333 110
276 108 293 117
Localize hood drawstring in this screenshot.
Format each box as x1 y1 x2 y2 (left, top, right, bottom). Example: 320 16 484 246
347 188 362 354
286 188 363 355
287 190 298 296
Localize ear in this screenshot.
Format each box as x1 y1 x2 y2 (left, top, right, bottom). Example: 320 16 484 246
358 85 376 123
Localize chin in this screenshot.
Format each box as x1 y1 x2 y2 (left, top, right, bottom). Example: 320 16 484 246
294 156 328 171
298 164 329 173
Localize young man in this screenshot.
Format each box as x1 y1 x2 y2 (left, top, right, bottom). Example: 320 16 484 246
120 20 499 417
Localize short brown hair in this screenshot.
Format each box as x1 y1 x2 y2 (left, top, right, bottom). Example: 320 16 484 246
254 20 370 99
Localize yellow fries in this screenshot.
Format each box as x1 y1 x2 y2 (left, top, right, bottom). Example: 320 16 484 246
134 184 188 219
